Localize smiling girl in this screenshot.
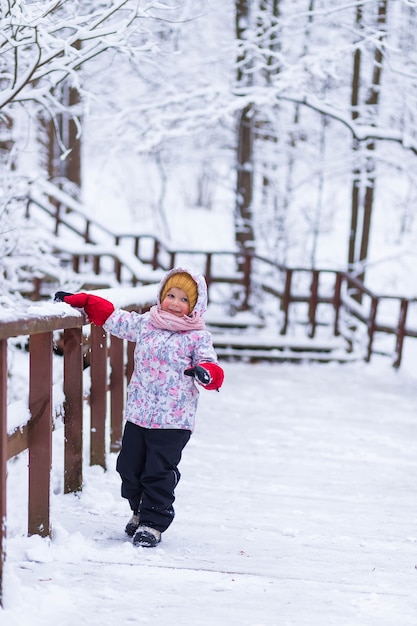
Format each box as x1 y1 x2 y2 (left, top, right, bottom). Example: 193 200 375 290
55 267 224 547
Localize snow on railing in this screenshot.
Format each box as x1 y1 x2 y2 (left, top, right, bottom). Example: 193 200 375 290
0 291 154 607
25 180 417 368
333 273 417 367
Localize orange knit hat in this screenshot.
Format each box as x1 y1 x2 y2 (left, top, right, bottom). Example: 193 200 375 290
160 272 198 313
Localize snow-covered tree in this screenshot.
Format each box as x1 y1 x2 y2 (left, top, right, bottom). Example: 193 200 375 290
3 0 417 300
227 0 417 278
0 0 190 297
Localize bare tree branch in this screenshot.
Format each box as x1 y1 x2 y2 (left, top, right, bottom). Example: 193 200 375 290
0 0 157 112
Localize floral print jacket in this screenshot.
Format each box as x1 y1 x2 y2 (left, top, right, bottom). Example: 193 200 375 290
103 268 219 432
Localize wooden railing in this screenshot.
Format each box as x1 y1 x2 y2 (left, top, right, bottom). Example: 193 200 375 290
0 300 151 606
25 179 417 368
3 180 413 607
2 257 417 603
240 256 417 367
332 272 417 368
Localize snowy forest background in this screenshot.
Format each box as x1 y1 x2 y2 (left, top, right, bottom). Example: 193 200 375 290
1 0 417 302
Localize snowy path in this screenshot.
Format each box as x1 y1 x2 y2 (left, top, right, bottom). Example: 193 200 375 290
2 361 417 625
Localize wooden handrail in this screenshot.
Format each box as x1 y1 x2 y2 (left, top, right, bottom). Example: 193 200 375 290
28 331 53 536
63 327 84 493
0 300 152 605
6 178 415 610
25 180 417 367
0 339 7 607
2 260 417 602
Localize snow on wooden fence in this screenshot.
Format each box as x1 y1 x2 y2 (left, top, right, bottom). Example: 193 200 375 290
0 303 152 606
1 272 417 604
25 180 417 368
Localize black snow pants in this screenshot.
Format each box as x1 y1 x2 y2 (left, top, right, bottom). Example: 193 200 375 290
116 421 191 533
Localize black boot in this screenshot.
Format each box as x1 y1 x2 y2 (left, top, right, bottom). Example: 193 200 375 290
133 526 161 548
125 513 140 537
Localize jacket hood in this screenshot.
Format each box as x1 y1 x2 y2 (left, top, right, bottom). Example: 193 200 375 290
157 267 208 316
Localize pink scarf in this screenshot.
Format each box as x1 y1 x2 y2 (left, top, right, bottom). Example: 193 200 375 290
149 305 206 331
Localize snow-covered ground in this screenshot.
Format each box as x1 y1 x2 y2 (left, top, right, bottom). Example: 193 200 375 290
2 358 417 625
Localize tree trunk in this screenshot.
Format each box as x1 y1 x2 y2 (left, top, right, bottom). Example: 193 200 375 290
348 14 362 269
66 84 82 189
257 0 282 261
236 104 255 254
39 41 82 192
348 1 387 280
235 0 255 262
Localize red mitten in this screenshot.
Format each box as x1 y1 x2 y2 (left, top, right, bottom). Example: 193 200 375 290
62 292 114 326
201 362 224 390
185 362 224 391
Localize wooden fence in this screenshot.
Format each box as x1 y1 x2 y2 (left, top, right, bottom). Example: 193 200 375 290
2 252 417 604
25 177 417 366
25 180 417 368
0 303 151 606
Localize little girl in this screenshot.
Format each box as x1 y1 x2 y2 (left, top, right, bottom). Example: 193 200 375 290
55 267 224 547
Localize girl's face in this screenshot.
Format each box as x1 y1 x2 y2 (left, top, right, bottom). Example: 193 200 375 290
161 287 190 316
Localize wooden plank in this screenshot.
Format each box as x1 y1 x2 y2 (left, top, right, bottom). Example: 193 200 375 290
90 326 107 469
28 332 53 537
205 310 265 330
7 425 29 460
64 327 83 493
126 341 135 383
110 336 124 453
213 334 346 353
0 339 7 606
0 313 84 340
216 347 358 363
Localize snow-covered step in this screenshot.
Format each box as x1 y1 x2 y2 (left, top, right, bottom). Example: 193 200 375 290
213 333 355 363
205 309 265 331
215 347 358 363
213 333 346 352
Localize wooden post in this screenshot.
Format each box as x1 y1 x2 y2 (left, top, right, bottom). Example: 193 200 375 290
114 257 122 282
366 297 379 362
0 339 7 606
280 269 293 335
93 255 101 275
393 299 408 369
90 325 107 469
333 272 343 336
110 336 124 452
54 202 62 236
126 341 135 384
308 270 320 338
152 239 159 269
28 332 53 537
204 254 212 291
64 327 84 493
242 253 252 310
